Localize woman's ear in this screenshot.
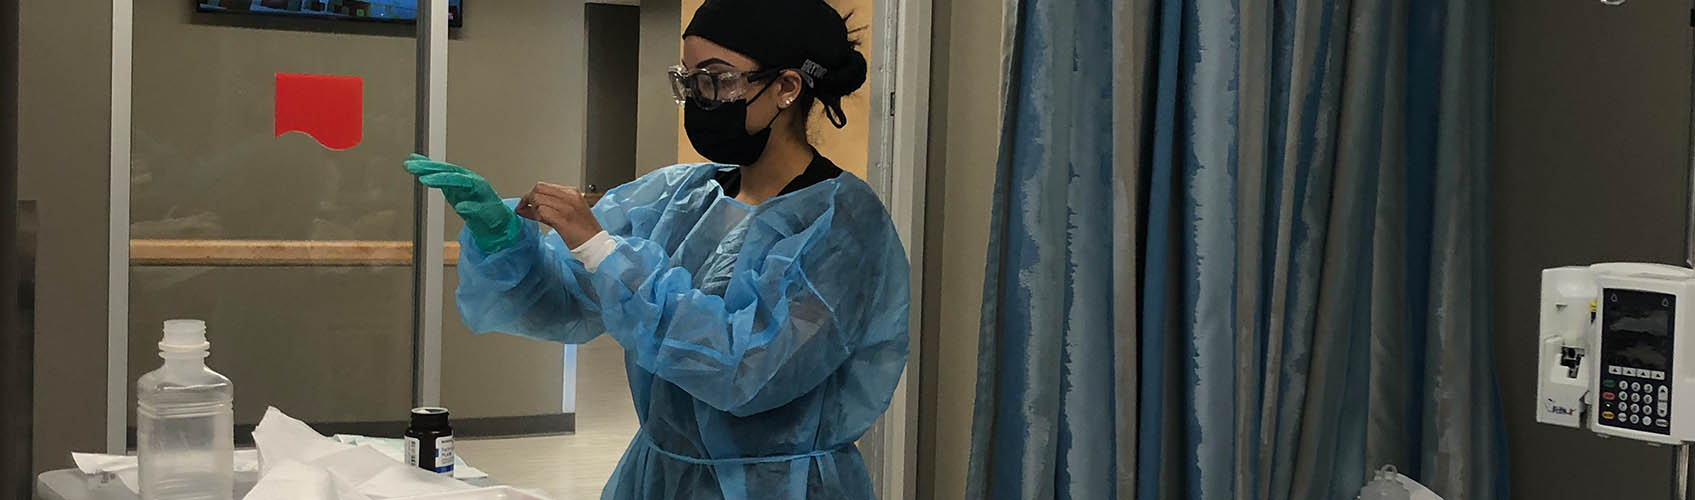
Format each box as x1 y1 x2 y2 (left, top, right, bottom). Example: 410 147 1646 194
776 70 805 109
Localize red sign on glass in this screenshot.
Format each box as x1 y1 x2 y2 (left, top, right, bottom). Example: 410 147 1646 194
274 73 363 151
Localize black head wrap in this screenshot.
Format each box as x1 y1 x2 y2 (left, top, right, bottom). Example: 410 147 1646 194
684 0 866 128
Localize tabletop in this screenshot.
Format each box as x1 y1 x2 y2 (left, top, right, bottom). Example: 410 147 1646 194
37 469 502 500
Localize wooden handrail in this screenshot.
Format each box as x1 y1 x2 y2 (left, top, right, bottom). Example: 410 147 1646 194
130 239 463 267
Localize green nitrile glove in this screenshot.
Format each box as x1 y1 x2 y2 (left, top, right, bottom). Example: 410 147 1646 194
403 154 524 254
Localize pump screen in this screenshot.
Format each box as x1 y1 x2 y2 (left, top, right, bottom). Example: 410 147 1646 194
1603 289 1674 370
1598 288 1676 435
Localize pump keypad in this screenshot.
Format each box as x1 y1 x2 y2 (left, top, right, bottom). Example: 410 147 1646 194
1600 370 1670 435
1597 289 1677 436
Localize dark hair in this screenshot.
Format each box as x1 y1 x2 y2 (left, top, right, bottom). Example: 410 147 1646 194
787 14 868 138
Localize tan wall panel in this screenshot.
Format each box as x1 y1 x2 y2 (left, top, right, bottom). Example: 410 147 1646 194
918 0 1004 497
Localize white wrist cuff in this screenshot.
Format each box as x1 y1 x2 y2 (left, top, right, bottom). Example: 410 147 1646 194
568 231 616 272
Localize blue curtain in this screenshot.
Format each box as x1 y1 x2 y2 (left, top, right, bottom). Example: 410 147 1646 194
963 0 1126 497
965 0 1507 499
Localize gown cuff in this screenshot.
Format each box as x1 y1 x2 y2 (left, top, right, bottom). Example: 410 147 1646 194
569 230 616 272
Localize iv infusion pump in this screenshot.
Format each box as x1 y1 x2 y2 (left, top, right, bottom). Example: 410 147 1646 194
1539 263 1695 444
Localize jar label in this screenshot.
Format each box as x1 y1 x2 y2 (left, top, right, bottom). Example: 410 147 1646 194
404 436 420 467
435 436 455 471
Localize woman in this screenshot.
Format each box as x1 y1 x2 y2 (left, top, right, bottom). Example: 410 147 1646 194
402 0 909 498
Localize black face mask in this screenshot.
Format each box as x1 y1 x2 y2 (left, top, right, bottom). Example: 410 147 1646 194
684 82 782 166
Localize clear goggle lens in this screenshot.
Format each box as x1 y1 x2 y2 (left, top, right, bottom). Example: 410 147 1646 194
667 65 776 110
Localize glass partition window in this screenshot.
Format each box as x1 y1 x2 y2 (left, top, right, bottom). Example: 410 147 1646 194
127 5 419 440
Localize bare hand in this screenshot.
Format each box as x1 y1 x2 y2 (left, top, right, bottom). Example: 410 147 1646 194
517 182 603 248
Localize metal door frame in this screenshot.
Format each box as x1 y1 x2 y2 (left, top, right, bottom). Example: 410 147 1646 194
865 0 931 496
105 0 130 453
413 0 450 410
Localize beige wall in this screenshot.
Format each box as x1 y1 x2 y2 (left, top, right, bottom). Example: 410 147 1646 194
916 0 1004 497
673 0 871 178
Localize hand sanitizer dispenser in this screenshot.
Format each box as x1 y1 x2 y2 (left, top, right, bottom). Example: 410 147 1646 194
1539 263 1695 444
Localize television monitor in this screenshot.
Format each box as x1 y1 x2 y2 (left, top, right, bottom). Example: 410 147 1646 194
196 1 463 27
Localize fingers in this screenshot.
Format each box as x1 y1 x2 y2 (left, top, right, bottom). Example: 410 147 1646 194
529 182 579 199
528 182 590 210
518 182 591 228
405 161 469 178
527 196 586 225
519 185 579 221
416 172 482 191
533 204 572 231
528 189 579 211
455 200 515 230
515 192 539 221
518 181 601 245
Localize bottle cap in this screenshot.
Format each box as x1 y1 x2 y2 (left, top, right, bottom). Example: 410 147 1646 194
410 407 451 432
160 319 210 352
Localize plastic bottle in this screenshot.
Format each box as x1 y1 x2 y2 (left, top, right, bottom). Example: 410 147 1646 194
1356 465 1411 500
137 319 234 500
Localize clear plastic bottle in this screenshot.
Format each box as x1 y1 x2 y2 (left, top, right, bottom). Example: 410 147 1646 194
1357 465 1411 500
137 319 234 500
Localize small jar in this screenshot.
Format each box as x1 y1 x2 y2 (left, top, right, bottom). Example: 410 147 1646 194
404 407 455 475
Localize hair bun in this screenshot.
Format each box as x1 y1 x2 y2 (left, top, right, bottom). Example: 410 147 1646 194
814 49 868 99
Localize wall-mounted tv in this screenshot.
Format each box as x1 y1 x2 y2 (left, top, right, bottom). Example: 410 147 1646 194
196 1 463 28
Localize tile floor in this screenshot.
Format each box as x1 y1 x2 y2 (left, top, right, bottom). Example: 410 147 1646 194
456 336 638 500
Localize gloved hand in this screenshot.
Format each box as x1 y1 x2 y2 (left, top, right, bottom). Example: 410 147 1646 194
403 154 524 254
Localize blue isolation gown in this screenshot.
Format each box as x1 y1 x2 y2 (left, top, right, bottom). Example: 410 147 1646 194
454 163 911 500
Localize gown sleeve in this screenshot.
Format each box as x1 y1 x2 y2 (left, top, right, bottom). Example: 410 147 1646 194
453 198 606 344
452 166 701 344
589 184 912 417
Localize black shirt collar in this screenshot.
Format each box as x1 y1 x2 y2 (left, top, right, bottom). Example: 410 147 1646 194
714 153 844 198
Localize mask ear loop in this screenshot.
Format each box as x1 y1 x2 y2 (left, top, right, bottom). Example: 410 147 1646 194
745 79 786 131
798 60 848 128
822 98 848 128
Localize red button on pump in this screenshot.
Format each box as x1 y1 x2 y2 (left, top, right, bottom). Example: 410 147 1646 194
1604 392 1616 401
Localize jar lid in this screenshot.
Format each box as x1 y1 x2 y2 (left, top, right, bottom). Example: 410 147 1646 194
409 407 451 431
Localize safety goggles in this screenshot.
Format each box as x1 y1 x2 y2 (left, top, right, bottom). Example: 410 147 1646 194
667 65 781 110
